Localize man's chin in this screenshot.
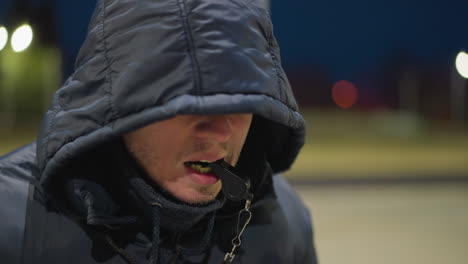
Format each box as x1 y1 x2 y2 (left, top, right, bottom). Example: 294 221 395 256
163 186 221 205
176 192 220 206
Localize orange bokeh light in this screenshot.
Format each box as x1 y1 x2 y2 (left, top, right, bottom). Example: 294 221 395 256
332 80 358 108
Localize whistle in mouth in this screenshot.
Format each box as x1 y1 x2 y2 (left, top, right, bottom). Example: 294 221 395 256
209 159 251 201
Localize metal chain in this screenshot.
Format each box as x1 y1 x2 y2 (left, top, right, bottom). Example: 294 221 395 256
223 199 253 263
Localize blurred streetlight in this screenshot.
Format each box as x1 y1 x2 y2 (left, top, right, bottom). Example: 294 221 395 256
332 80 358 108
0 26 8 51
450 51 467 123
455 51 468 79
11 24 33 52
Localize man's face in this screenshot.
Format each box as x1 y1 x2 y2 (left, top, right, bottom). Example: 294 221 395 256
123 114 253 204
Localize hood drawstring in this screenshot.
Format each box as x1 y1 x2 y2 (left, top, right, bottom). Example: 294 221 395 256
178 211 216 256
150 204 162 264
148 204 216 264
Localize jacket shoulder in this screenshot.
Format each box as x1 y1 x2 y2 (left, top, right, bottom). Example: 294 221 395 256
273 174 311 220
0 143 37 264
272 174 317 263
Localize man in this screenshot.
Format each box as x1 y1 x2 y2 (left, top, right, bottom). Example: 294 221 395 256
0 0 317 263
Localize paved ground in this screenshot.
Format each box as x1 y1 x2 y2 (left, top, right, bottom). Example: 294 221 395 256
293 182 468 264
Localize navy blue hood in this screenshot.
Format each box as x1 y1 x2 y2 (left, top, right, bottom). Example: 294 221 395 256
36 0 306 190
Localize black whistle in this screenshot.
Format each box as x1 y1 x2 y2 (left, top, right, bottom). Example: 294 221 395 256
209 159 251 201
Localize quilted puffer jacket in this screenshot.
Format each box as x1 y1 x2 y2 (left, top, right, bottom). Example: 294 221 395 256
0 0 317 263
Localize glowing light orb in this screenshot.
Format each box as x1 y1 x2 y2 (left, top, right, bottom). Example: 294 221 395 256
332 80 358 108
455 51 468 79
0 26 8 51
11 24 33 52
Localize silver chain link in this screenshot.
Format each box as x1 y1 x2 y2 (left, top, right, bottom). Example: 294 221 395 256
223 199 253 263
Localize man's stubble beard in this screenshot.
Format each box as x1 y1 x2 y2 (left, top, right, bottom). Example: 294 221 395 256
125 140 228 204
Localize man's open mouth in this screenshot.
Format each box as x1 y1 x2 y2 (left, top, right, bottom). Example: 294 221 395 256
184 161 215 174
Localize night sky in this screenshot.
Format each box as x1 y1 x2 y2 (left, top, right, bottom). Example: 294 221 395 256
271 0 468 80
1 0 468 81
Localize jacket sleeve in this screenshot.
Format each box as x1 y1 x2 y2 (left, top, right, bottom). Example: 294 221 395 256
0 143 37 264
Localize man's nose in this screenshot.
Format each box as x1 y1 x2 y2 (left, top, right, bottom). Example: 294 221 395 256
194 115 232 143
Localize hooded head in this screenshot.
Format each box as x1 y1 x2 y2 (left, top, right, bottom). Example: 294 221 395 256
36 0 305 205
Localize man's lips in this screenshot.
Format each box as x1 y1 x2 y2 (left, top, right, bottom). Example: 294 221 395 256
184 164 219 185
